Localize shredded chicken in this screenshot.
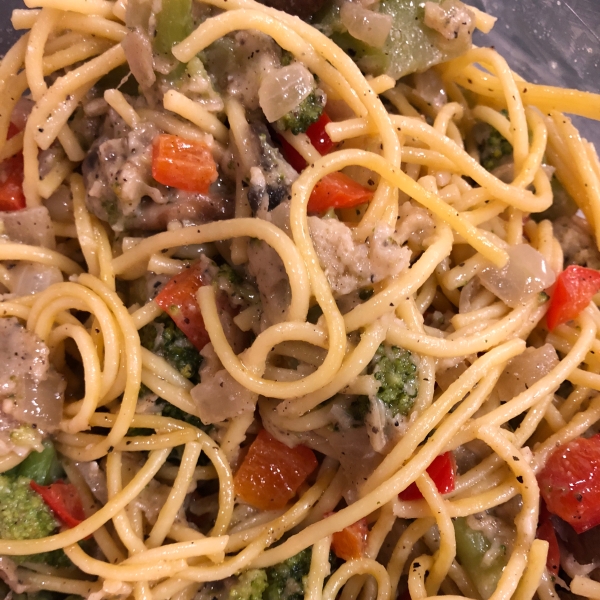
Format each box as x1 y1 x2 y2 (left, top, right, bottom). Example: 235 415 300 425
308 218 411 296
191 344 258 424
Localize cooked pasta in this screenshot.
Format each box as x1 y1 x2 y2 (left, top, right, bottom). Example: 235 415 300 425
0 1 599 600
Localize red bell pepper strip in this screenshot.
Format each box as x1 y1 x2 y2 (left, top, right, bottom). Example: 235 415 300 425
278 112 336 173
234 429 318 511
154 260 210 351
538 434 600 534
0 123 26 212
30 480 85 528
307 172 374 213
536 503 560 577
330 516 369 561
399 452 456 501
546 265 600 330
152 134 218 193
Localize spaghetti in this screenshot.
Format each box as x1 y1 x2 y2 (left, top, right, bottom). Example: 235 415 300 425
0 1 599 600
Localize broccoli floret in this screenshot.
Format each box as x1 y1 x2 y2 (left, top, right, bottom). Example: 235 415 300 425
0 475 56 541
348 395 370 424
264 548 312 600
140 314 202 382
478 123 513 172
276 91 325 136
161 401 208 432
370 345 418 417
0 475 63 565
229 569 268 600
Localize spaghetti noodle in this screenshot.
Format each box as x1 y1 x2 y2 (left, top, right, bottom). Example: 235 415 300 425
0 1 599 600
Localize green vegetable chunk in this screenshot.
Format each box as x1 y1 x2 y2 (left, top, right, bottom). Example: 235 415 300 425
155 0 194 58
478 123 512 172
316 0 473 79
140 314 202 382
0 475 56 541
276 91 325 135
229 570 268 600
531 176 578 223
264 548 312 600
453 517 507 600
370 345 418 416
11 441 63 485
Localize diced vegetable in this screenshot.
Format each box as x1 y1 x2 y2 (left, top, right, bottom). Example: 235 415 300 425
278 111 335 173
12 441 63 485
536 505 560 577
0 154 26 212
399 452 456 501
0 475 56 541
537 434 600 534
30 481 85 529
546 265 600 330
370 344 419 418
152 134 218 193
154 0 194 58
276 91 325 136
234 429 318 510
259 63 315 123
453 517 507 600
140 314 203 381
331 517 369 561
154 260 211 352
316 0 474 79
308 172 373 213
263 548 312 600
531 176 578 223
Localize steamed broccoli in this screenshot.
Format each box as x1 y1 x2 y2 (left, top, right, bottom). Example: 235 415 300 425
228 549 342 600
229 570 268 600
140 314 202 382
478 122 513 172
370 345 418 417
0 474 66 566
0 475 56 541
264 548 312 600
161 401 208 432
276 91 325 136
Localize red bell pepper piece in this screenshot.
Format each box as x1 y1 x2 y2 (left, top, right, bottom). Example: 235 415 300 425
0 123 26 212
399 452 456 501
234 429 318 510
330 516 369 561
538 434 600 534
30 480 85 528
307 172 373 213
152 134 218 193
536 502 560 577
154 260 210 351
546 265 600 330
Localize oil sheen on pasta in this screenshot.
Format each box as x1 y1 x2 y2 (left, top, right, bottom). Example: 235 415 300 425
0 1 599 600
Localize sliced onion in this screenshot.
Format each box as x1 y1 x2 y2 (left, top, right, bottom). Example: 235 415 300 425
258 63 314 123
340 2 393 49
495 344 559 402
45 185 73 223
13 371 65 431
0 206 56 249
414 69 447 110
10 262 63 296
122 30 156 89
479 244 555 308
